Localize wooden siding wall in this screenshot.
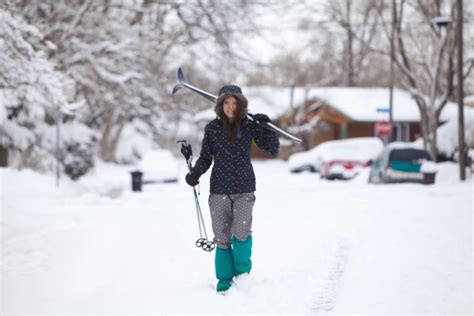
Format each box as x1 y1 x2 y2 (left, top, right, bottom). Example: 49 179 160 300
347 123 374 138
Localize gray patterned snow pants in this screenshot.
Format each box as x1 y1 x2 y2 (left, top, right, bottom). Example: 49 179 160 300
208 192 256 249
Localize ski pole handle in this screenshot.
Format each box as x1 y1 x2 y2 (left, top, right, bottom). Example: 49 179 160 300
177 140 194 171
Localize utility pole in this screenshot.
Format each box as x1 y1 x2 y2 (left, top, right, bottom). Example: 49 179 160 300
388 0 396 141
456 0 466 180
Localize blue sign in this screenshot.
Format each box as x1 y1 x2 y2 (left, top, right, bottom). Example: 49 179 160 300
376 107 391 113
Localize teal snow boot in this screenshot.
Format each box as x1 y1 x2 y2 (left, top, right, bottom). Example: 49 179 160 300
215 247 235 293
216 279 232 293
232 235 252 276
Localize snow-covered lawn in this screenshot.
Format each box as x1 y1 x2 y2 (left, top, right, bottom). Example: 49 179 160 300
1 161 472 314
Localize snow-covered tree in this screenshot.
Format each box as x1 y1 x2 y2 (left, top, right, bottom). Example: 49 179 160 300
0 9 95 177
5 0 263 163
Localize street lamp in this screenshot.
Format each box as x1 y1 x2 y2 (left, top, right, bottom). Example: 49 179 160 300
431 16 453 27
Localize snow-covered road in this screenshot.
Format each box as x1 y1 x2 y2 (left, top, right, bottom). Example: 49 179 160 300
1 161 472 314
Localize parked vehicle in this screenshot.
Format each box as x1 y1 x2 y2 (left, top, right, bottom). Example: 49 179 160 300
288 137 384 177
320 160 371 180
368 143 432 184
318 137 384 180
288 146 320 173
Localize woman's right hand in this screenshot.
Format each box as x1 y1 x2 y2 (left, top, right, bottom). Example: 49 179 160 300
185 172 199 186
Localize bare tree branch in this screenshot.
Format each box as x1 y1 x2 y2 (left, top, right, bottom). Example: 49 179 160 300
60 0 94 42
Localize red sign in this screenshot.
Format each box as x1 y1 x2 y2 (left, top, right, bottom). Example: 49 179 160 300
375 121 392 137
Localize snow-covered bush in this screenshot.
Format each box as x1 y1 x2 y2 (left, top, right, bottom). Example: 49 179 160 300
41 122 97 180
62 139 95 180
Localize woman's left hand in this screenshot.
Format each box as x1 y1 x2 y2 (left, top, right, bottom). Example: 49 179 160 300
249 113 272 123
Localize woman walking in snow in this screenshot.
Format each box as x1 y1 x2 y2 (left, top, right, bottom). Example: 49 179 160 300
185 84 279 293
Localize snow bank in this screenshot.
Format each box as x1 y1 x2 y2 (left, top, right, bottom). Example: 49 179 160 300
137 149 179 182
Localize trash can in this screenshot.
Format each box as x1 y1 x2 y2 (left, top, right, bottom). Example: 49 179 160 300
130 170 143 192
422 172 436 185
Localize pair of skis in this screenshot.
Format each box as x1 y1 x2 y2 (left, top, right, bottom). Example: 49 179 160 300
172 68 302 143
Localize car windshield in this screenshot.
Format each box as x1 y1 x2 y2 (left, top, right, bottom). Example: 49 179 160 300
389 148 431 162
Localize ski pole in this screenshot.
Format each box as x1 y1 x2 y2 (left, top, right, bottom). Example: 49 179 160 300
177 140 215 252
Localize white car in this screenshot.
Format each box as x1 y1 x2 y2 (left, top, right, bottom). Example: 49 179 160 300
318 137 384 180
138 149 179 183
288 137 384 179
288 146 321 173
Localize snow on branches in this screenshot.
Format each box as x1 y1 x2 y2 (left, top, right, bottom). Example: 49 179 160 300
0 9 95 177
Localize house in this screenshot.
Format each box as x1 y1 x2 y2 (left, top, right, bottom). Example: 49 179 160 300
277 88 421 149
274 87 463 159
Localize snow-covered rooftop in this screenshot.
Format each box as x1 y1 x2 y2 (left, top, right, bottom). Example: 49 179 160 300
194 86 460 123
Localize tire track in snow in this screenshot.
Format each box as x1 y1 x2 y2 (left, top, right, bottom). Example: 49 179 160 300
310 237 351 312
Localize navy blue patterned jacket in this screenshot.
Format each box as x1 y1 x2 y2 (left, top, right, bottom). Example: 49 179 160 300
193 118 279 194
